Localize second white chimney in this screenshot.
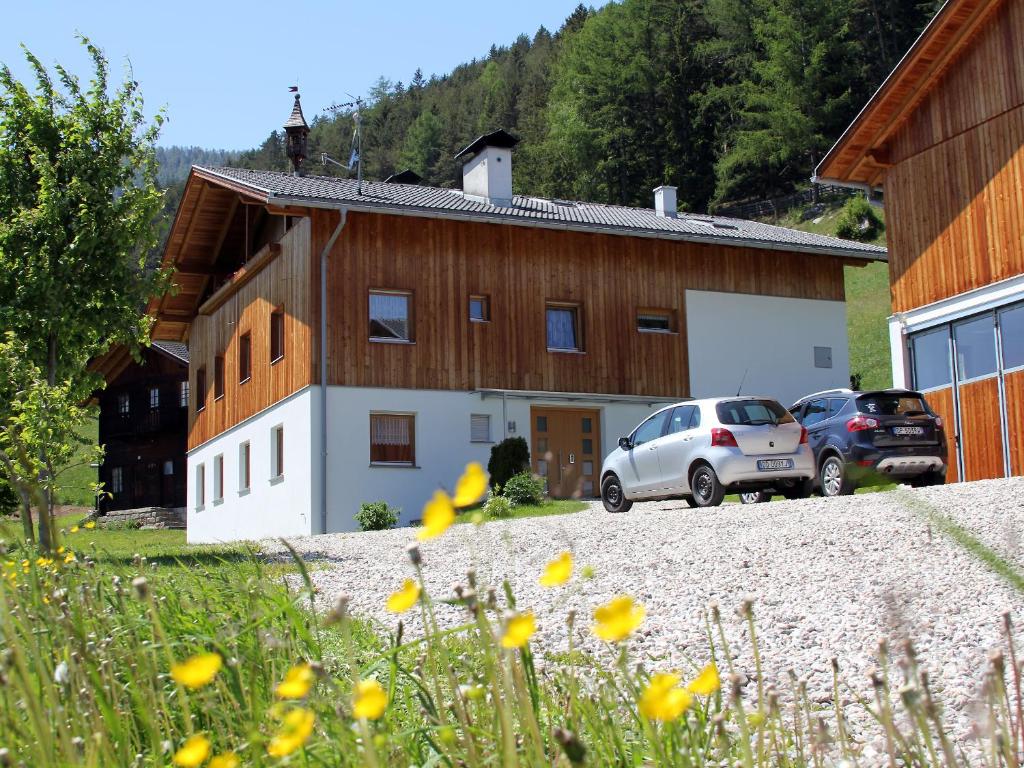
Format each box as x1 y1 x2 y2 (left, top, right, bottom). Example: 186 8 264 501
455 130 520 207
654 185 677 218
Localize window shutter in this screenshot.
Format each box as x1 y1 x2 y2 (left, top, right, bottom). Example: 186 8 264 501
470 414 491 443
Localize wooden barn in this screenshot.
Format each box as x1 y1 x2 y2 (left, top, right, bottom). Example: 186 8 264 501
151 97 885 542
816 0 1024 482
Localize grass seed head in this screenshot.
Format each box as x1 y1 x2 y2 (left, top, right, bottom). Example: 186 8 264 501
131 576 149 600
405 542 422 566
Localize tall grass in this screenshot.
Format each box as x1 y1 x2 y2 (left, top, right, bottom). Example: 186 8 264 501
1 479 1023 766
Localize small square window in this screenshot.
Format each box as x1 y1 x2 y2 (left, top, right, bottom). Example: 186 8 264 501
270 308 285 363
582 439 593 455
470 414 491 443
163 460 174 476
239 333 252 383
637 310 676 333
370 413 415 465
583 460 594 476
239 441 251 492
117 393 130 416
537 459 548 476
814 346 833 369
537 438 548 453
214 355 225 400
469 295 490 322
179 380 190 408
370 291 413 342
536 415 548 432
582 417 592 433
546 304 581 351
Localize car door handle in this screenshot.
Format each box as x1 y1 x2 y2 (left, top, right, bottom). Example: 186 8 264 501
647 446 657 452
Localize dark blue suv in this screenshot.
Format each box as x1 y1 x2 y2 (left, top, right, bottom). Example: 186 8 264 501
784 388 949 496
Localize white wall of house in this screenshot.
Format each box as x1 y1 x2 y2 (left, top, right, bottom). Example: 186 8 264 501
685 290 850 407
323 386 664 532
186 388 319 544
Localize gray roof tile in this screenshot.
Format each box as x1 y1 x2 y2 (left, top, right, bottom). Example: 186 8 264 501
152 341 189 364
196 166 887 260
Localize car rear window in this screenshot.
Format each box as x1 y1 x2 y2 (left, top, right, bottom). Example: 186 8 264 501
856 394 929 416
716 399 795 426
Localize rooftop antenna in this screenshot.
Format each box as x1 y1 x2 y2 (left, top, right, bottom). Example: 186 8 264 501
323 94 366 195
735 367 749 397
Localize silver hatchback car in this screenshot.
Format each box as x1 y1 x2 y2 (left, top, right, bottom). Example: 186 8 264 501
600 397 815 512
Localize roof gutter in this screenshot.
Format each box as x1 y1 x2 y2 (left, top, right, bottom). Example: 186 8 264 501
319 208 347 535
810 176 885 196
264 192 887 263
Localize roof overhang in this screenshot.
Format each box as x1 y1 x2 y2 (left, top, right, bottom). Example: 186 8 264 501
815 0 1003 187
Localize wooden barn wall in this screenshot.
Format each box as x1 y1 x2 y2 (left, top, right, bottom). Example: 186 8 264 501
320 210 848 397
885 102 1024 312
188 217 313 449
889 0 1024 164
884 0 1024 312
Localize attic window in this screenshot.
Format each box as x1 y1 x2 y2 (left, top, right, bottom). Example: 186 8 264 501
684 218 738 231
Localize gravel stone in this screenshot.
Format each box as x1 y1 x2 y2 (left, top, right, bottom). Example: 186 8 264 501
267 478 1024 751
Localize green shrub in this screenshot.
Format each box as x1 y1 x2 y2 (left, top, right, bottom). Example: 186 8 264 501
835 195 883 241
487 436 530 489
482 491 514 519
501 471 545 506
0 478 18 516
355 501 399 531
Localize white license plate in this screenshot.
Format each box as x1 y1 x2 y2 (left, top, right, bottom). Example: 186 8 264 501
892 426 925 436
757 459 793 471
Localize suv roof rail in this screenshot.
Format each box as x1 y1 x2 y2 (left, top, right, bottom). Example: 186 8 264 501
796 388 854 402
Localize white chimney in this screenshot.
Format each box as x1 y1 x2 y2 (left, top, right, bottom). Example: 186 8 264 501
654 185 677 218
455 130 520 207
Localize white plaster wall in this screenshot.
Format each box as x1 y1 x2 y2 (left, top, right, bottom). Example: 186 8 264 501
461 147 513 204
685 290 850 407
324 387 666 532
187 388 319 544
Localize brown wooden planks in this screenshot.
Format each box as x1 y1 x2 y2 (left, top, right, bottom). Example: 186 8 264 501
922 386 959 483
957 376 1005 480
1005 369 1024 474
188 218 313 449
320 210 848 399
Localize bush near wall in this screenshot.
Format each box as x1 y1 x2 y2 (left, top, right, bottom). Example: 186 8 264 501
487 437 530 490
355 501 399 531
501 472 546 506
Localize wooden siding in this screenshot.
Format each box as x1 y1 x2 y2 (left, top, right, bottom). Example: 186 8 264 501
1006 369 1024 474
923 386 958 483
188 218 314 449
320 210 848 397
957 376 1006 480
885 102 1024 311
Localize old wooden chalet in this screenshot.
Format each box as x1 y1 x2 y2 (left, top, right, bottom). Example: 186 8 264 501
153 96 885 542
815 0 1024 482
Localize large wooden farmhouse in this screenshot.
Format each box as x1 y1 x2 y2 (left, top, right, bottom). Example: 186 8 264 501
153 97 884 542
816 0 1024 483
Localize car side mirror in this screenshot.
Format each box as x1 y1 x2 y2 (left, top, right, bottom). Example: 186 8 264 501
618 436 632 450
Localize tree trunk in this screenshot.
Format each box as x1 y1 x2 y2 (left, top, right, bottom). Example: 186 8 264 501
37 332 58 552
17 485 34 545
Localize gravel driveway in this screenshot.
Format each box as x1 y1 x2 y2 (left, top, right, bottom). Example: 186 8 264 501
271 478 1024 749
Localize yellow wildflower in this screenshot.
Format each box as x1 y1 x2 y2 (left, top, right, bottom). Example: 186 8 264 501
501 612 537 649
539 551 573 587
687 662 721 696
64 552 76 564
386 579 421 613
452 462 488 507
417 490 455 541
593 595 646 642
84 521 96 529
56 546 65 555
275 663 315 699
171 652 222 689
352 678 388 720
639 673 693 721
267 707 315 757
209 752 240 768
173 734 211 767
70 525 79 533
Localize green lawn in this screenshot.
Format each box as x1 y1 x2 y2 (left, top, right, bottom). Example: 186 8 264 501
54 416 100 508
456 498 588 524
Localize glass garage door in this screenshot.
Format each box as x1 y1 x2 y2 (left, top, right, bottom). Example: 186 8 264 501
909 301 1024 481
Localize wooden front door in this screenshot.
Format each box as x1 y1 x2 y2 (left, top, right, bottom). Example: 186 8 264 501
531 407 601 499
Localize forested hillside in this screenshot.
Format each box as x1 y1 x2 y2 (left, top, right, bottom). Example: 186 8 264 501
231 0 939 212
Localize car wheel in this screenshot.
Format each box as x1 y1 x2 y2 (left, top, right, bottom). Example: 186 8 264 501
778 478 813 500
601 474 633 514
819 456 854 497
740 490 771 504
690 465 725 508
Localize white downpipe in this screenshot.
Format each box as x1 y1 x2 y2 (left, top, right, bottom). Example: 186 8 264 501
319 209 348 535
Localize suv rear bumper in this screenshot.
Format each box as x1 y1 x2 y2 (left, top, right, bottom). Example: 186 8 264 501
846 443 947 479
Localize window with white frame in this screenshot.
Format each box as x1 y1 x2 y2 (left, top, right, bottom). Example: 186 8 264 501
470 414 491 443
111 467 124 494
149 387 160 409
271 425 284 479
239 441 251 493
213 454 224 502
370 413 415 465
546 303 582 352
196 463 206 509
163 460 174 476
117 392 130 416
179 380 190 408
369 290 413 342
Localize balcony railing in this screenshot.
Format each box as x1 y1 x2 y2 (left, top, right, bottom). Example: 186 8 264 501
100 406 188 439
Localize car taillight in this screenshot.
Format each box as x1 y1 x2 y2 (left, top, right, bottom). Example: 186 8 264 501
711 427 738 447
847 415 880 432
935 416 944 429
800 426 808 444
